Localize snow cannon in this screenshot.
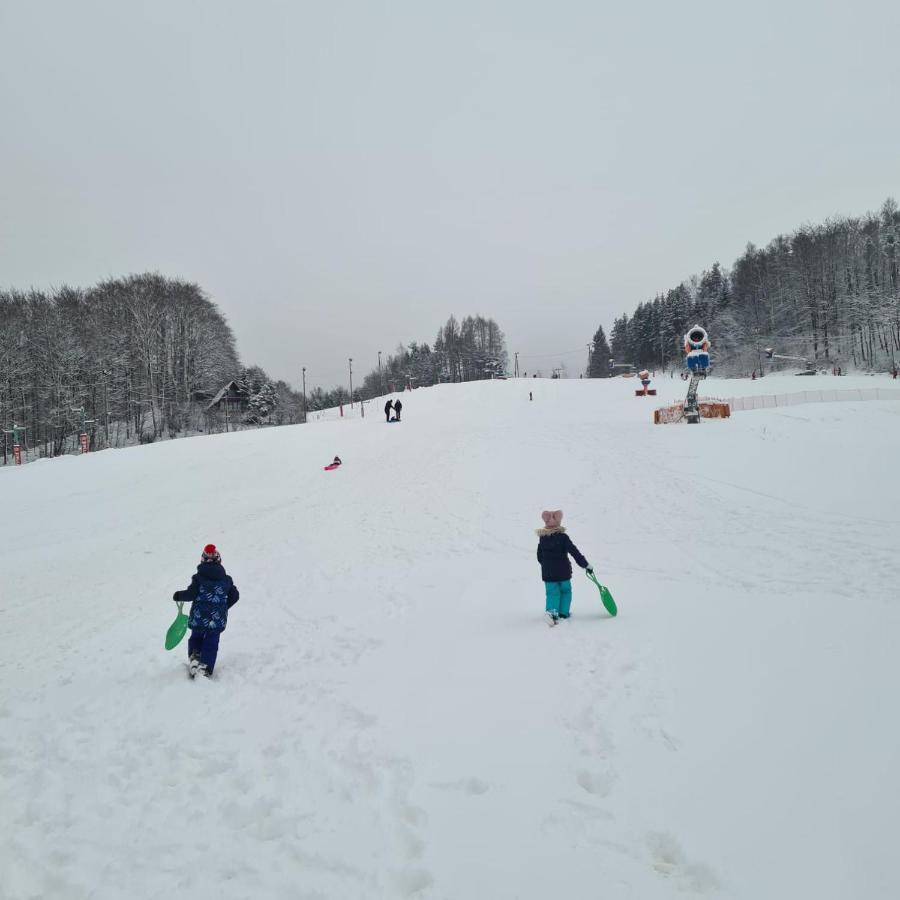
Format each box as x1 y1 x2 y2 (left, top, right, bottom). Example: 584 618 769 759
683 325 710 373
635 369 656 396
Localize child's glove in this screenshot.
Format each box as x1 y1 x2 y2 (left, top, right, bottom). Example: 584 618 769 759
586 566 594 575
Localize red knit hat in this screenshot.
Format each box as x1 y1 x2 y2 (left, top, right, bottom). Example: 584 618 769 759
201 543 221 563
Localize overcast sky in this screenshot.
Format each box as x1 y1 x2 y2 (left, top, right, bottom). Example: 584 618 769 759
1 0 897 388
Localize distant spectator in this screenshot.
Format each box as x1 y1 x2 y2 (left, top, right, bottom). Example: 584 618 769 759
384 399 393 422
394 399 403 422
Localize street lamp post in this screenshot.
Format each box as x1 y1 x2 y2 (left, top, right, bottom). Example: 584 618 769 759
301 367 307 423
349 358 354 408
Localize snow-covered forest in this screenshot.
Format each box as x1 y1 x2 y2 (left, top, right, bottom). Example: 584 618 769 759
281 316 508 413
0 273 303 462
360 315 508 395
0 276 508 463
607 198 900 374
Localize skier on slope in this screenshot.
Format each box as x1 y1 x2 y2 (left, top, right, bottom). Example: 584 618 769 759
393 399 402 422
172 544 240 677
384 399 393 422
536 510 592 626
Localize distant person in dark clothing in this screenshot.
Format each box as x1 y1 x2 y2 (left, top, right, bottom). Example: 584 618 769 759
394 399 402 422
384 399 393 422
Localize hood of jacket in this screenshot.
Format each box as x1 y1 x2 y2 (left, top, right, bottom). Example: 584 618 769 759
535 526 567 537
196 561 227 580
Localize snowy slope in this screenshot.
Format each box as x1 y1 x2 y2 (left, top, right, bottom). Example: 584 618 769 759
2 374 899 900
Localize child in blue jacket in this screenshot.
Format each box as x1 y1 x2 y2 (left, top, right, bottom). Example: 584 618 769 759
172 544 239 677
536 510 592 626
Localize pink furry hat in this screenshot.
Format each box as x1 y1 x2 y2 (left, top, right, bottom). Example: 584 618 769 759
541 510 563 529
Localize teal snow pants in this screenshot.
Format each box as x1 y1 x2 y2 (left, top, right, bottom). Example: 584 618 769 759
544 580 572 617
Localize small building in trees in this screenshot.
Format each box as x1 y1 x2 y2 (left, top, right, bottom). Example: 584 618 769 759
205 381 247 431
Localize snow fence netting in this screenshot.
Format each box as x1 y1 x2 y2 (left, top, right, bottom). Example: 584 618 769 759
725 387 900 412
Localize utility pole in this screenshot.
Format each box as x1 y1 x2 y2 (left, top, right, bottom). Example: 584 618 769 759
586 343 593 377
301 367 307 423
348 358 354 408
514 352 519 377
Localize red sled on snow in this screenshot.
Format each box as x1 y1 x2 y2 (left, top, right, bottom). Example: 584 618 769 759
324 463 341 471
634 387 657 396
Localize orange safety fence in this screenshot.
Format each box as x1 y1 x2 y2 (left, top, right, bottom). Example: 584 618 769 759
653 400 730 424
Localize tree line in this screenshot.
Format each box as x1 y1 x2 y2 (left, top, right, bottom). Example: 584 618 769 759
0 273 302 462
308 315 508 408
0 272 508 462
592 198 900 376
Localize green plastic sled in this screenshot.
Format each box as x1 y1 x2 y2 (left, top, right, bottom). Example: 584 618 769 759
586 571 618 617
165 601 189 650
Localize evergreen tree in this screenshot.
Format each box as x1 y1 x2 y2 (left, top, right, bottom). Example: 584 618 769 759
587 326 612 377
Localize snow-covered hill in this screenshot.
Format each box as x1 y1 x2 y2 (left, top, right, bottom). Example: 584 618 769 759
2 374 899 899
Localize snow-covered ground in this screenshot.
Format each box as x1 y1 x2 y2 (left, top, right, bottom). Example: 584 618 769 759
2 373 899 899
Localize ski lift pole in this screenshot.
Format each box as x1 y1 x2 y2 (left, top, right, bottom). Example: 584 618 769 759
5 423 27 465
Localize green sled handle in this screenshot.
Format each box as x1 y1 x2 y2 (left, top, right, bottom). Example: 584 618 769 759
586 571 618 617
165 601 189 650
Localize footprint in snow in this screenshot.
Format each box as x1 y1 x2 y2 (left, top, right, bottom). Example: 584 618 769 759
646 831 721 894
430 777 490 795
576 767 615 798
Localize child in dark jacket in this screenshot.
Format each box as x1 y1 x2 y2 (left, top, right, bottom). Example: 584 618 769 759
536 510 592 625
172 544 239 677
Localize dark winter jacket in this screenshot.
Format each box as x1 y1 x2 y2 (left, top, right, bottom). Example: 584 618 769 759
173 561 239 633
394 400 403 411
536 529 588 582
384 401 393 413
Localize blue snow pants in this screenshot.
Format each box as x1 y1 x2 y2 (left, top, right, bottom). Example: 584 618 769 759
545 580 573 617
187 629 221 673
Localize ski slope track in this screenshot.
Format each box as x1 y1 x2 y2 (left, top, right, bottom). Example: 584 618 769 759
2 374 899 899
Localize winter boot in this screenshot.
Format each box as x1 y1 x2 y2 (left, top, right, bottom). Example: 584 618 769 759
544 611 559 627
